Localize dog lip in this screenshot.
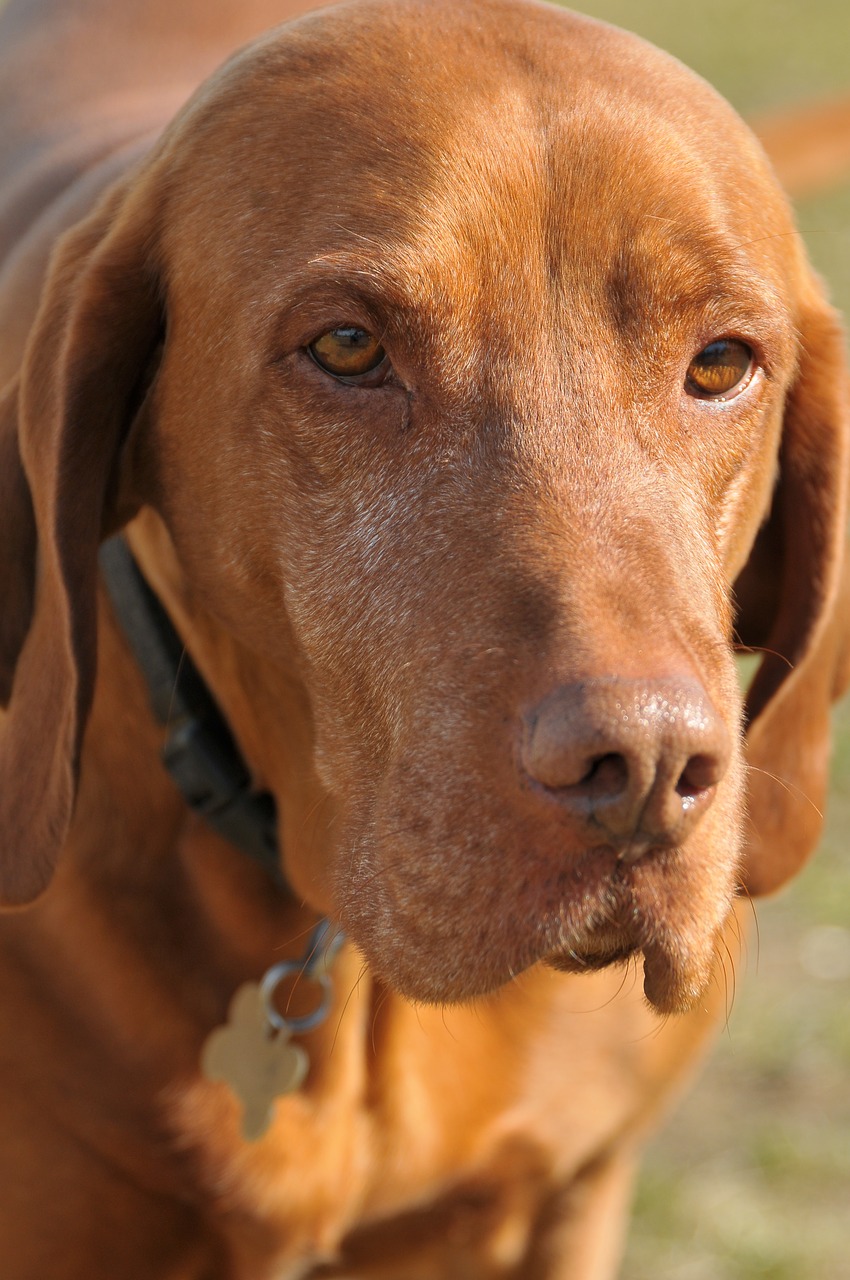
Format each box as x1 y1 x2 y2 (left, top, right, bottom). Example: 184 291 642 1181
543 928 716 1014
544 943 638 974
641 940 714 1015
539 908 642 976
343 802 731 1010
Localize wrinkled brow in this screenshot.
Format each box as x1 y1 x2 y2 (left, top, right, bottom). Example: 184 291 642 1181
594 214 795 346
301 241 462 314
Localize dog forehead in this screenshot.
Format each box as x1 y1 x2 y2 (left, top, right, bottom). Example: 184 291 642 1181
159 0 797 351
174 0 759 186
173 5 779 222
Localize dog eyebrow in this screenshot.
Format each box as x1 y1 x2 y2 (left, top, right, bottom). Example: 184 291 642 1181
297 232 792 349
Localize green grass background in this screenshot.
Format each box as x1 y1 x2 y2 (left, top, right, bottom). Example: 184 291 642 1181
550 2 850 1275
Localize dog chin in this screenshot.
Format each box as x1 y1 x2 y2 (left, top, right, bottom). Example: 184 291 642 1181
339 831 733 1014
544 936 718 1015
349 908 723 1016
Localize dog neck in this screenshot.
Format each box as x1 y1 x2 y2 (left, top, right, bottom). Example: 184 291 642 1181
99 534 285 888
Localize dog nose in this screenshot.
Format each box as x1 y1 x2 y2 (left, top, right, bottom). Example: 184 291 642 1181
521 679 729 859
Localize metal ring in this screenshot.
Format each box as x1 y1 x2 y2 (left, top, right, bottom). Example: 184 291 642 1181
259 961 334 1035
304 919 346 976
258 919 345 1035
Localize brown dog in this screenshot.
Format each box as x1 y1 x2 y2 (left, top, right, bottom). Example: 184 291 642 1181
0 0 848 1276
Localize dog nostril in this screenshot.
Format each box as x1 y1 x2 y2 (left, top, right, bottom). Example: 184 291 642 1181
676 752 723 799
582 753 629 796
522 678 730 850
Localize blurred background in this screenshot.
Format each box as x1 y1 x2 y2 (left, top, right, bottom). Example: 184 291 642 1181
553 2 850 1276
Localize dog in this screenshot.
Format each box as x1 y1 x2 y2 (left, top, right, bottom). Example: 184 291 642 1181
0 0 848 1275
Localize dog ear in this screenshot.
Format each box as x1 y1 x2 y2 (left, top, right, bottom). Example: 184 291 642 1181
0 176 163 906
0 383 35 705
736 282 850 895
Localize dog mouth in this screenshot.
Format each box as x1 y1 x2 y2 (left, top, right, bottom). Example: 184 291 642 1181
542 927 713 1015
329 659 743 1018
545 942 636 975
341 835 732 1017
534 876 719 1013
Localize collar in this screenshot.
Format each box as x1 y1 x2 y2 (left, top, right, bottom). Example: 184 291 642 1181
99 535 284 887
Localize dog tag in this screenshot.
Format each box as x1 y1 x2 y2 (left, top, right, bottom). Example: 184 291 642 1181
201 981 309 1141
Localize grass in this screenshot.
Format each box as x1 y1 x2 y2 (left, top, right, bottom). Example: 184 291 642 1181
623 707 850 1279
552 0 850 1273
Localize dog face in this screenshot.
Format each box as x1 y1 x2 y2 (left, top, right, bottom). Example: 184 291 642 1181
1 0 848 1014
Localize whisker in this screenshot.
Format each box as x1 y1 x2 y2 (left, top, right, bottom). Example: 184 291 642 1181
733 643 793 670
331 963 370 1056
745 764 823 820
718 936 738 1028
731 228 800 251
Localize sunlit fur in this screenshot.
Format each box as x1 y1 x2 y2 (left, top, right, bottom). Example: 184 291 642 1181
0 0 848 1275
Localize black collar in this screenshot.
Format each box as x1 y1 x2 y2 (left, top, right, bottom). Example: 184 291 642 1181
99 536 283 887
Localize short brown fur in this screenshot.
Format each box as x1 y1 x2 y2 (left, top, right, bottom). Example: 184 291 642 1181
0 1 848 1276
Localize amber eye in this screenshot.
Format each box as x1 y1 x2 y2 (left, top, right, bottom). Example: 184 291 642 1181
308 327 387 379
686 339 754 400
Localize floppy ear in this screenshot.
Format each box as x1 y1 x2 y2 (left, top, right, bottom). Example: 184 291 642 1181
0 176 164 906
0 384 35 703
736 285 850 895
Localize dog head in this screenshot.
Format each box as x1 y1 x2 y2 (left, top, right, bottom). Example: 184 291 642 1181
1 0 848 1013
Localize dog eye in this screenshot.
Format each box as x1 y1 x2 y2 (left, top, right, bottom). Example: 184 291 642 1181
308 327 387 380
686 339 754 400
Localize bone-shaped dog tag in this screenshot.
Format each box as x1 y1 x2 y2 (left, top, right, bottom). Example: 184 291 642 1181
201 982 308 1142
